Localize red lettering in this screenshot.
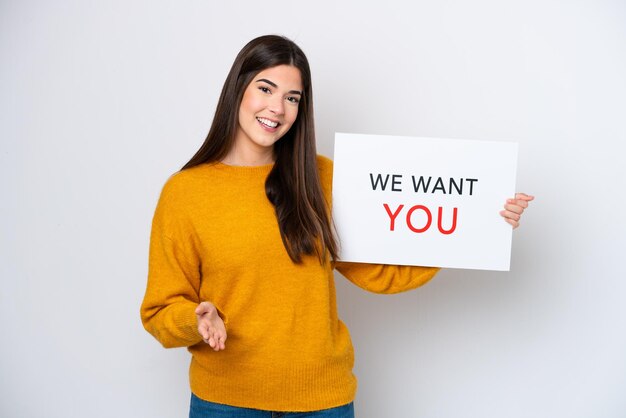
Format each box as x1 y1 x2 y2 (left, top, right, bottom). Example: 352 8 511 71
406 205 432 233
437 207 458 234
383 204 404 231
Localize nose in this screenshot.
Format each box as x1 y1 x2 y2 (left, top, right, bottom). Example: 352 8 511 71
268 96 285 116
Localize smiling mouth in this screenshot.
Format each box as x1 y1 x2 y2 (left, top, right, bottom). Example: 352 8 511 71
257 117 279 129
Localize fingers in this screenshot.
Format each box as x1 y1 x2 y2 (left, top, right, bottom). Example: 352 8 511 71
500 193 534 229
196 301 227 351
202 323 227 351
500 211 520 229
515 193 535 202
198 320 225 350
209 329 227 351
505 196 533 212
500 202 524 228
197 322 208 340
504 201 525 215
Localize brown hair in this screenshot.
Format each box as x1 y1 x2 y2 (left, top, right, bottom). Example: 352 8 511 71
182 35 337 263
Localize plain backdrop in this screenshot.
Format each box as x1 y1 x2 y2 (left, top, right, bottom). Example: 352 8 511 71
1 1 625 417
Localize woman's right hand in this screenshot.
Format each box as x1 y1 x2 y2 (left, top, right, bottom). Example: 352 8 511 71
195 301 227 351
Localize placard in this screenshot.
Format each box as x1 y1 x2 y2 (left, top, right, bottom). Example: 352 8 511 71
332 133 518 271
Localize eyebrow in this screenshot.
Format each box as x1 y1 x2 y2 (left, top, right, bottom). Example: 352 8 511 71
256 78 302 96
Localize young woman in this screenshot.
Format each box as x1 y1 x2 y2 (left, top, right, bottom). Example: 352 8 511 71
140 35 533 418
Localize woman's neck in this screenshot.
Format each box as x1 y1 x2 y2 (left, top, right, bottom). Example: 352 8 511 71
221 144 275 167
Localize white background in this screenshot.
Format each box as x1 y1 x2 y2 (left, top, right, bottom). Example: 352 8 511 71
1 1 625 417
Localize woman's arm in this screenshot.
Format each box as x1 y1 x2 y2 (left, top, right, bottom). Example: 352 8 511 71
335 261 441 294
140 176 227 349
140 224 205 348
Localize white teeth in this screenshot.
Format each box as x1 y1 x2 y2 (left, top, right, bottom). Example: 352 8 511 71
257 117 278 128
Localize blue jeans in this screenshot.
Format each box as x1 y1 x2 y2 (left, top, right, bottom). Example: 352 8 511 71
189 393 355 418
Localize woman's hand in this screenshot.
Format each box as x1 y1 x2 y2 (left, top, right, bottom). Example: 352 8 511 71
195 301 227 351
500 193 534 229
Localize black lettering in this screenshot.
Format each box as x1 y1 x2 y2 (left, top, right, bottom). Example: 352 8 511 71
432 177 446 194
411 175 432 193
449 178 463 195
466 178 478 195
391 174 403 192
369 173 390 191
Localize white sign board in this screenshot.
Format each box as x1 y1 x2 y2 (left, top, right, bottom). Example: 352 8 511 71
332 133 518 271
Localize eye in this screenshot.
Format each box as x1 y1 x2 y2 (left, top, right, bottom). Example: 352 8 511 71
287 96 300 104
258 86 271 94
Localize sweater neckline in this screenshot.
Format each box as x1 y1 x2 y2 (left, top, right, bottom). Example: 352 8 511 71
209 161 275 175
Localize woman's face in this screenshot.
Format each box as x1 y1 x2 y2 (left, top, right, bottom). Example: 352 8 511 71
234 65 303 160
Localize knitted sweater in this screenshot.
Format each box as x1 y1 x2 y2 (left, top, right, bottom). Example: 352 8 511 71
140 155 439 411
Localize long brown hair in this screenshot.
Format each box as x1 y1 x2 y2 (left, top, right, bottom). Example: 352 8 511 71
183 35 337 264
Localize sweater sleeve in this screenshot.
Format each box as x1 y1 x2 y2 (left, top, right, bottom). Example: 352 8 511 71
335 261 440 294
140 179 204 348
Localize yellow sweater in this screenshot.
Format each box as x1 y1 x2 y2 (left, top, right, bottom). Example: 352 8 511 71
140 156 439 411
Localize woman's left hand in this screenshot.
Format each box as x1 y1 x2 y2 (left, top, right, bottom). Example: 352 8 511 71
500 193 534 229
